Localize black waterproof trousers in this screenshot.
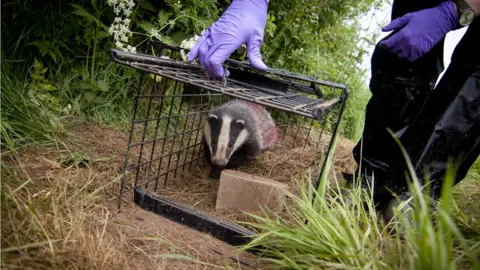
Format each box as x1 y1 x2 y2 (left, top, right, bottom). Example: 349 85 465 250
352 0 480 211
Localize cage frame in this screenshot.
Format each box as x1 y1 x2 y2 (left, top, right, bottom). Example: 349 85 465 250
111 41 350 251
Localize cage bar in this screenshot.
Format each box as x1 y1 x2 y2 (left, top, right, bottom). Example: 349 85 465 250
111 40 349 249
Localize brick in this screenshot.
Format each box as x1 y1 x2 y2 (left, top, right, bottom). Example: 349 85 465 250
215 170 290 214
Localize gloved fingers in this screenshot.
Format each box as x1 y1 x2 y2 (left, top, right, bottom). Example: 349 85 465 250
188 31 209 62
406 49 421 62
205 42 239 79
199 37 214 73
397 46 410 59
381 13 413 32
378 32 402 50
247 33 268 71
396 44 422 62
390 41 404 54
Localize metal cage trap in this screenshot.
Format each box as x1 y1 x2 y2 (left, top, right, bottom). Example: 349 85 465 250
111 41 349 250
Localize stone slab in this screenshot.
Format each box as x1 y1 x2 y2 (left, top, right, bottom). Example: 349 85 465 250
215 170 290 214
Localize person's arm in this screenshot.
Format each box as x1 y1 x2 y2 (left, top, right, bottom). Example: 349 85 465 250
379 0 478 62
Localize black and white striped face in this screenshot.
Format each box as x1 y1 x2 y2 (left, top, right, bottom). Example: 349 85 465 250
203 113 249 167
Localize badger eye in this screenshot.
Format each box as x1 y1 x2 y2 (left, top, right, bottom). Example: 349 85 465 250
235 119 245 129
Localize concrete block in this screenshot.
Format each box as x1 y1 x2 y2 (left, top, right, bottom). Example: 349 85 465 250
215 170 290 214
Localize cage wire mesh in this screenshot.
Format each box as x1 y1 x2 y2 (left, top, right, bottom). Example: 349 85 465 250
112 41 349 211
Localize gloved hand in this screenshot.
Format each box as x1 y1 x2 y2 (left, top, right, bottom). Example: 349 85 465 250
379 1 459 62
187 0 269 79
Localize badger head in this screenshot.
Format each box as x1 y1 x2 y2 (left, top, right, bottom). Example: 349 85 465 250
203 113 249 168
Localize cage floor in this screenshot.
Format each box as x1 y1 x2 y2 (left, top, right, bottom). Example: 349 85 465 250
150 128 357 230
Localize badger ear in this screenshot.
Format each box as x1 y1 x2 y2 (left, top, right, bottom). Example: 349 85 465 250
235 119 245 129
208 114 218 122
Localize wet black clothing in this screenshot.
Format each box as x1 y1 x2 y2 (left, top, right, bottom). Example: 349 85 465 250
352 0 480 210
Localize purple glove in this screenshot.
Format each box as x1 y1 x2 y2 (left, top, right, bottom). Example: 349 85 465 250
187 0 269 79
379 1 459 62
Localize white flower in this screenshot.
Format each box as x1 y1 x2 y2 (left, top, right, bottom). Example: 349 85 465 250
175 1 182 9
178 31 206 61
148 28 162 40
61 104 72 115
180 33 202 50
127 45 136 53
107 1 140 54
180 50 187 61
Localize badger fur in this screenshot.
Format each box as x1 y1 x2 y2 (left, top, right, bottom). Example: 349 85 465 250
202 99 278 180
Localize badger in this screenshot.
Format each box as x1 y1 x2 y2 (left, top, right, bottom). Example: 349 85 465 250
202 99 278 180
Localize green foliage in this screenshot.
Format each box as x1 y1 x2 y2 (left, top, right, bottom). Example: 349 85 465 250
1 56 67 151
1 0 389 152
1 0 384 153
132 0 221 46
1 0 140 151
342 74 372 142
258 0 384 141
262 0 381 72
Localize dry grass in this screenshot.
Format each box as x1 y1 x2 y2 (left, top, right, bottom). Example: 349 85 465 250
149 125 358 228
1 150 130 269
3 121 477 269
0 122 262 269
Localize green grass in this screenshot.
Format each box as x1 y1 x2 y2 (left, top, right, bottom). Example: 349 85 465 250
238 133 480 270
1 52 138 152
1 57 67 151
241 175 389 269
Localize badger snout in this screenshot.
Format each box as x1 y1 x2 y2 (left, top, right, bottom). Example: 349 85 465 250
212 157 228 167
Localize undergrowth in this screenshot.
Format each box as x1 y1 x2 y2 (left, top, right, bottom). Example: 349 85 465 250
1 52 138 152
1 0 387 153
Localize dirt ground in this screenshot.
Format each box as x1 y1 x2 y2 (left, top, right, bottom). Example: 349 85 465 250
2 120 480 269
1 120 357 269
147 126 357 228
